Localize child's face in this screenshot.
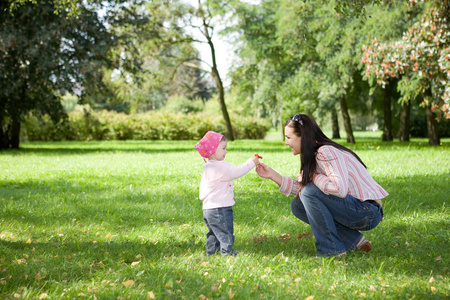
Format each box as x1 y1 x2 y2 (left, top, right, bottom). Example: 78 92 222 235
211 140 227 161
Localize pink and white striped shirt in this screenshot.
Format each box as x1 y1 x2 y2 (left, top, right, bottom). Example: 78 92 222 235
279 145 388 201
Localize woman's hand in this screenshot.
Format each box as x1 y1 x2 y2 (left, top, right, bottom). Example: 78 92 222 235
256 162 283 187
256 162 274 179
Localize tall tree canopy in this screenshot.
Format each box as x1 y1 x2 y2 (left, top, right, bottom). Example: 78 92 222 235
229 0 423 142
362 0 449 145
0 0 147 149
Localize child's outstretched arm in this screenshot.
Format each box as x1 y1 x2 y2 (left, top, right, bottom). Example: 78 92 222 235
220 155 261 181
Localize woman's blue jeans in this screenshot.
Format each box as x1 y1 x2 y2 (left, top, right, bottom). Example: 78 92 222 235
291 183 383 257
203 206 237 256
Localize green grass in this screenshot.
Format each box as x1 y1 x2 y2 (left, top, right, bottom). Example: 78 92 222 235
0 133 449 299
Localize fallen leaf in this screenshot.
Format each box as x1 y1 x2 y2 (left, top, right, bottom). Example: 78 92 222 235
78 293 86 297
212 285 218 291
276 233 292 241
131 261 140 267
305 296 314 300
201 261 208 266
147 291 155 299
35 272 42 280
429 276 435 283
297 232 312 239
122 280 135 287
436 256 441 261
369 285 376 291
13 293 20 299
228 288 234 299
431 286 436 292
39 294 48 299
252 235 268 243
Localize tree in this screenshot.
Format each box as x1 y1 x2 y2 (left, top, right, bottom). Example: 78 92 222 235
1 0 148 149
362 2 450 145
195 0 234 140
141 0 235 140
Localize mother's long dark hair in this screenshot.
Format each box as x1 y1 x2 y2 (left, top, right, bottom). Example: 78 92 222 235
285 114 367 189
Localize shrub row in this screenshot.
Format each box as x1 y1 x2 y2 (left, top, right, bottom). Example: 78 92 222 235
21 110 271 141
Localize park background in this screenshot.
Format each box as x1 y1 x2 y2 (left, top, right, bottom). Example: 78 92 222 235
1 0 449 299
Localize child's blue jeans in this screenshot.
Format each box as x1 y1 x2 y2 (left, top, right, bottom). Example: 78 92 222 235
203 206 237 256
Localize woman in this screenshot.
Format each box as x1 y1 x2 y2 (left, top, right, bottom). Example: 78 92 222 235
256 114 388 257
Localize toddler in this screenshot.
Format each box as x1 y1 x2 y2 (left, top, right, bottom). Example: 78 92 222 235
195 131 260 256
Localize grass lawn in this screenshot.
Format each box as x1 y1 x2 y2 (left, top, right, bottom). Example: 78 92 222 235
0 132 449 299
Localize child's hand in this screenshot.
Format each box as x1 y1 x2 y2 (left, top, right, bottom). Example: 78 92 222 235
252 155 260 166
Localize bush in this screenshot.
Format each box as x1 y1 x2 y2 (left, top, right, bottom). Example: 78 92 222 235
21 110 271 141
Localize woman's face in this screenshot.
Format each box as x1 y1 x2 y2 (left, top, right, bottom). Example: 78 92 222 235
285 126 301 155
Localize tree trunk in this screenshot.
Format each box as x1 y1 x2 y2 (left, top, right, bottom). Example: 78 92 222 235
425 104 440 145
398 100 411 142
211 68 234 140
280 107 284 141
10 115 21 149
0 114 21 150
382 83 393 141
423 88 440 145
202 13 234 141
0 113 4 150
331 108 340 139
338 96 355 143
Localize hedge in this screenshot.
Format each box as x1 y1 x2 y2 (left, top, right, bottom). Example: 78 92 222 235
21 110 272 141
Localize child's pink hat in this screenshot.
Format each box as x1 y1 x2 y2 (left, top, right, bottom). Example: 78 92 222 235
195 131 224 158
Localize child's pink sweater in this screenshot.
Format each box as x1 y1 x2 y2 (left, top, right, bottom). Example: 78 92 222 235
199 159 256 209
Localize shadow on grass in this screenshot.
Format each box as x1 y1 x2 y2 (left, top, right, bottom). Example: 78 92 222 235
2 140 288 156
1 172 448 295
7 138 446 156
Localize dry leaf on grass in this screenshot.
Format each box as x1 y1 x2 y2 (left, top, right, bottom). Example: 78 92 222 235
277 233 292 241
122 279 135 287
252 235 268 243
297 232 312 239
228 287 234 298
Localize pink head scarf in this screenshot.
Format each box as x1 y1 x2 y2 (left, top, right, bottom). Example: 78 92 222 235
195 131 224 161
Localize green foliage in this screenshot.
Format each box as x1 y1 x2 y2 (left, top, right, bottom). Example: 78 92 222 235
362 3 450 118
20 110 271 141
0 0 148 149
161 95 205 114
0 137 449 298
